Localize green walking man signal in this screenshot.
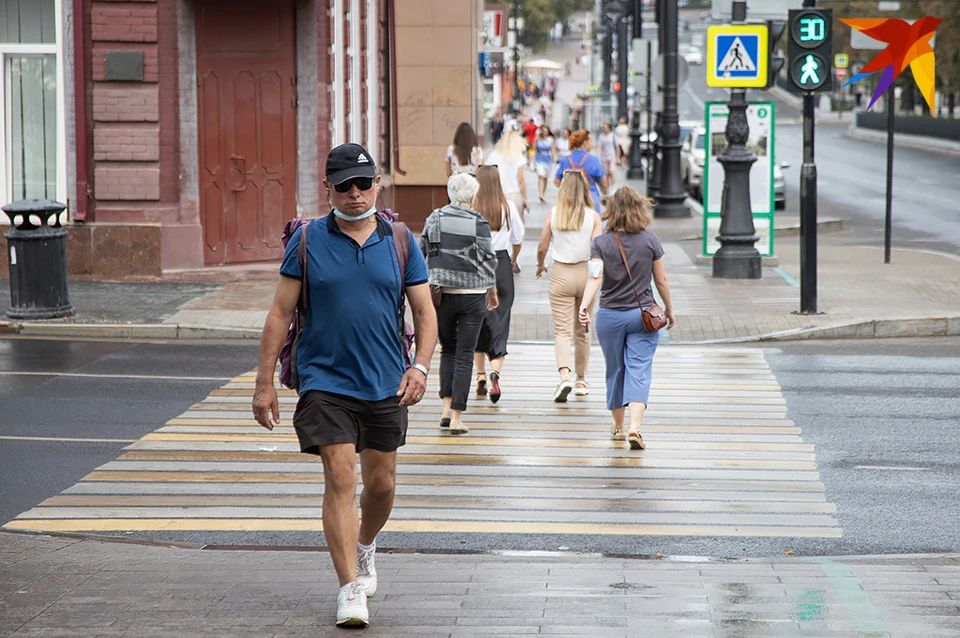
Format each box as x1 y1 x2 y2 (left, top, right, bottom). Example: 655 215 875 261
788 9 832 92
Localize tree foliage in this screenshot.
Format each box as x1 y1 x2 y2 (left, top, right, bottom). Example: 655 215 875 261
486 0 594 51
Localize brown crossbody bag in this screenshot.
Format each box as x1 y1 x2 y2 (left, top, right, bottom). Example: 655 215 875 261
612 233 667 333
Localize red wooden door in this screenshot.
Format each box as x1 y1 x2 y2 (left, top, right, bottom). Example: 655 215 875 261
196 0 298 265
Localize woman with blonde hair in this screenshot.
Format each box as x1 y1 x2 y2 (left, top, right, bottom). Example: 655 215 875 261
579 187 675 450
472 166 525 403
536 172 603 402
486 128 529 219
553 130 607 211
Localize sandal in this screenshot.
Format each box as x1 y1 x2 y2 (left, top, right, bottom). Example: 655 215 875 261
554 375 573 403
627 430 646 450
610 425 626 441
439 409 451 429
476 373 487 398
575 380 589 396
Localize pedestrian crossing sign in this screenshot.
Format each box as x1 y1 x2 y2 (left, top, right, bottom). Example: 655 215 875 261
706 25 769 88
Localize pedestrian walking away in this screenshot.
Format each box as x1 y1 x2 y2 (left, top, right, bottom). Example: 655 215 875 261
252 143 438 628
534 125 557 203
522 117 540 166
554 130 607 212
598 122 619 187
445 122 483 178
556 127 572 165
615 117 632 168
472 165 525 404
537 172 603 403
579 187 675 450
486 128 529 221
421 173 500 435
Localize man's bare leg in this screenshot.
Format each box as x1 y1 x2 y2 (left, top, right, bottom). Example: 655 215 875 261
319 443 360 587
358 449 398 545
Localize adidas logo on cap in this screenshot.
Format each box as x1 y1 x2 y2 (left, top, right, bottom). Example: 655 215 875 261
357 153 370 163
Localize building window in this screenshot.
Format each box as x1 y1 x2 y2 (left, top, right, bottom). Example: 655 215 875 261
1 0 64 209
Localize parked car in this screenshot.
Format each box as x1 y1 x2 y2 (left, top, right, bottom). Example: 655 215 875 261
774 162 787 210
682 45 704 66
680 125 706 200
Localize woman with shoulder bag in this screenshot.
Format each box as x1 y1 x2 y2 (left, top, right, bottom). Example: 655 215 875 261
578 187 676 450
420 174 499 435
536 172 603 403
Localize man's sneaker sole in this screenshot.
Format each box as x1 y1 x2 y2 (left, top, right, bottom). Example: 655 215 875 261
336 616 369 628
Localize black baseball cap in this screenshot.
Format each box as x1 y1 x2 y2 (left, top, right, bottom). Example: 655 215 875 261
325 143 377 185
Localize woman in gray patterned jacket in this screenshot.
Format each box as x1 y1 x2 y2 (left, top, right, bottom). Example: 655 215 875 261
420 173 500 435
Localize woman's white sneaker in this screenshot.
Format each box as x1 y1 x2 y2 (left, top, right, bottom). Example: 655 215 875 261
336 582 369 627
356 543 378 597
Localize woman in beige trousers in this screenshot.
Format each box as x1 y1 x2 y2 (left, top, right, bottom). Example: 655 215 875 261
536 172 603 402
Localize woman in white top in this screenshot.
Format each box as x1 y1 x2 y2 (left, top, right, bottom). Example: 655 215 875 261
472 166 525 404
615 117 632 167
536 172 603 402
555 127 572 164
598 121 619 186
445 122 483 177
485 129 528 221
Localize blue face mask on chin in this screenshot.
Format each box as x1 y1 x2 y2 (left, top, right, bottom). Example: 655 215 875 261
333 205 377 221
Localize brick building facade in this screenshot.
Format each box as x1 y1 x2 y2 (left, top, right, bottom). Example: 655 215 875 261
1 0 483 278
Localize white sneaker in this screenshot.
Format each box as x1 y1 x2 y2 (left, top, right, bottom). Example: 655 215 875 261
336 582 369 627
554 378 573 403
356 543 378 597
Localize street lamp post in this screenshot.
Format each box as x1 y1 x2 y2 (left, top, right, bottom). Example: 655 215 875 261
510 1 523 114
617 8 630 121
712 0 761 278
626 0 645 181
654 0 690 218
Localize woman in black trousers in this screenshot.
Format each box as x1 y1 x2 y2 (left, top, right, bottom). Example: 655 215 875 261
472 166 525 404
420 173 499 434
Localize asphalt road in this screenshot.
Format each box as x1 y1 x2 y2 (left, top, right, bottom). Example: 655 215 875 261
3 336 958 558
0 337 259 527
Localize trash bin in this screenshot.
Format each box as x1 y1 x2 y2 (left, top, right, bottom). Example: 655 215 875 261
3 199 74 319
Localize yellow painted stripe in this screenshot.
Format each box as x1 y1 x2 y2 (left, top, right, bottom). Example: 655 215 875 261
78 471 827 491
38 495 837 513
115 450 817 470
2 518 842 537
140 433 813 452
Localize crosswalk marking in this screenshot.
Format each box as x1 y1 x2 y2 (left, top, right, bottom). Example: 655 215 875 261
5 345 842 538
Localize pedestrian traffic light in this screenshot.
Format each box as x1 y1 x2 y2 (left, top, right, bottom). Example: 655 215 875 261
614 81 621 92
787 8 832 92
764 20 785 90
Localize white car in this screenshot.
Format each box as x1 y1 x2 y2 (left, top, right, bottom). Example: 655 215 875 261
680 126 706 200
682 45 704 66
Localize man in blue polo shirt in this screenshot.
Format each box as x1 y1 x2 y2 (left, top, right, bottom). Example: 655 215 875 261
252 144 437 628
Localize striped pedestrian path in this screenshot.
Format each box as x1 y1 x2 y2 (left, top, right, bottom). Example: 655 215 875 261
5 345 841 539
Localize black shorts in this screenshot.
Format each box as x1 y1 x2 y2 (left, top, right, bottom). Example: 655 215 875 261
293 391 408 455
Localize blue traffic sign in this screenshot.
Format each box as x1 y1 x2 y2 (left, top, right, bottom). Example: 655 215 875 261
706 25 769 88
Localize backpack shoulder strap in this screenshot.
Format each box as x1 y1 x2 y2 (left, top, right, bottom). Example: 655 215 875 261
575 151 588 170
297 221 310 312
390 220 411 288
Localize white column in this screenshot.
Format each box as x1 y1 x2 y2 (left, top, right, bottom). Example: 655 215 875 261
332 0 345 146
365 0 377 153
349 0 361 144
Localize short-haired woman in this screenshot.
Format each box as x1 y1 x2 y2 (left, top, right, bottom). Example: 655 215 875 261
472 166 525 403
421 174 500 435
446 122 483 177
578 187 676 450
537 172 603 402
597 122 619 187
554 130 607 212
556 127 573 164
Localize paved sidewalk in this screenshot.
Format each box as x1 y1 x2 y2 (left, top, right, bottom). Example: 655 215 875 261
3 531 960 637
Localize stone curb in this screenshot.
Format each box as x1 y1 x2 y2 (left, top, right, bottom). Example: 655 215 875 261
3 316 957 343
0 321 261 340
692 315 960 345
844 126 960 158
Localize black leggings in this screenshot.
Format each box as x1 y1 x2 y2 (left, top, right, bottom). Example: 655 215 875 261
437 293 486 411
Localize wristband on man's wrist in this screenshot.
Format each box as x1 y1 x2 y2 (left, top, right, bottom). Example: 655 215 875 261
411 363 429 378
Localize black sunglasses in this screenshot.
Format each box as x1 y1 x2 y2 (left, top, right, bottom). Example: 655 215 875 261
333 177 374 193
